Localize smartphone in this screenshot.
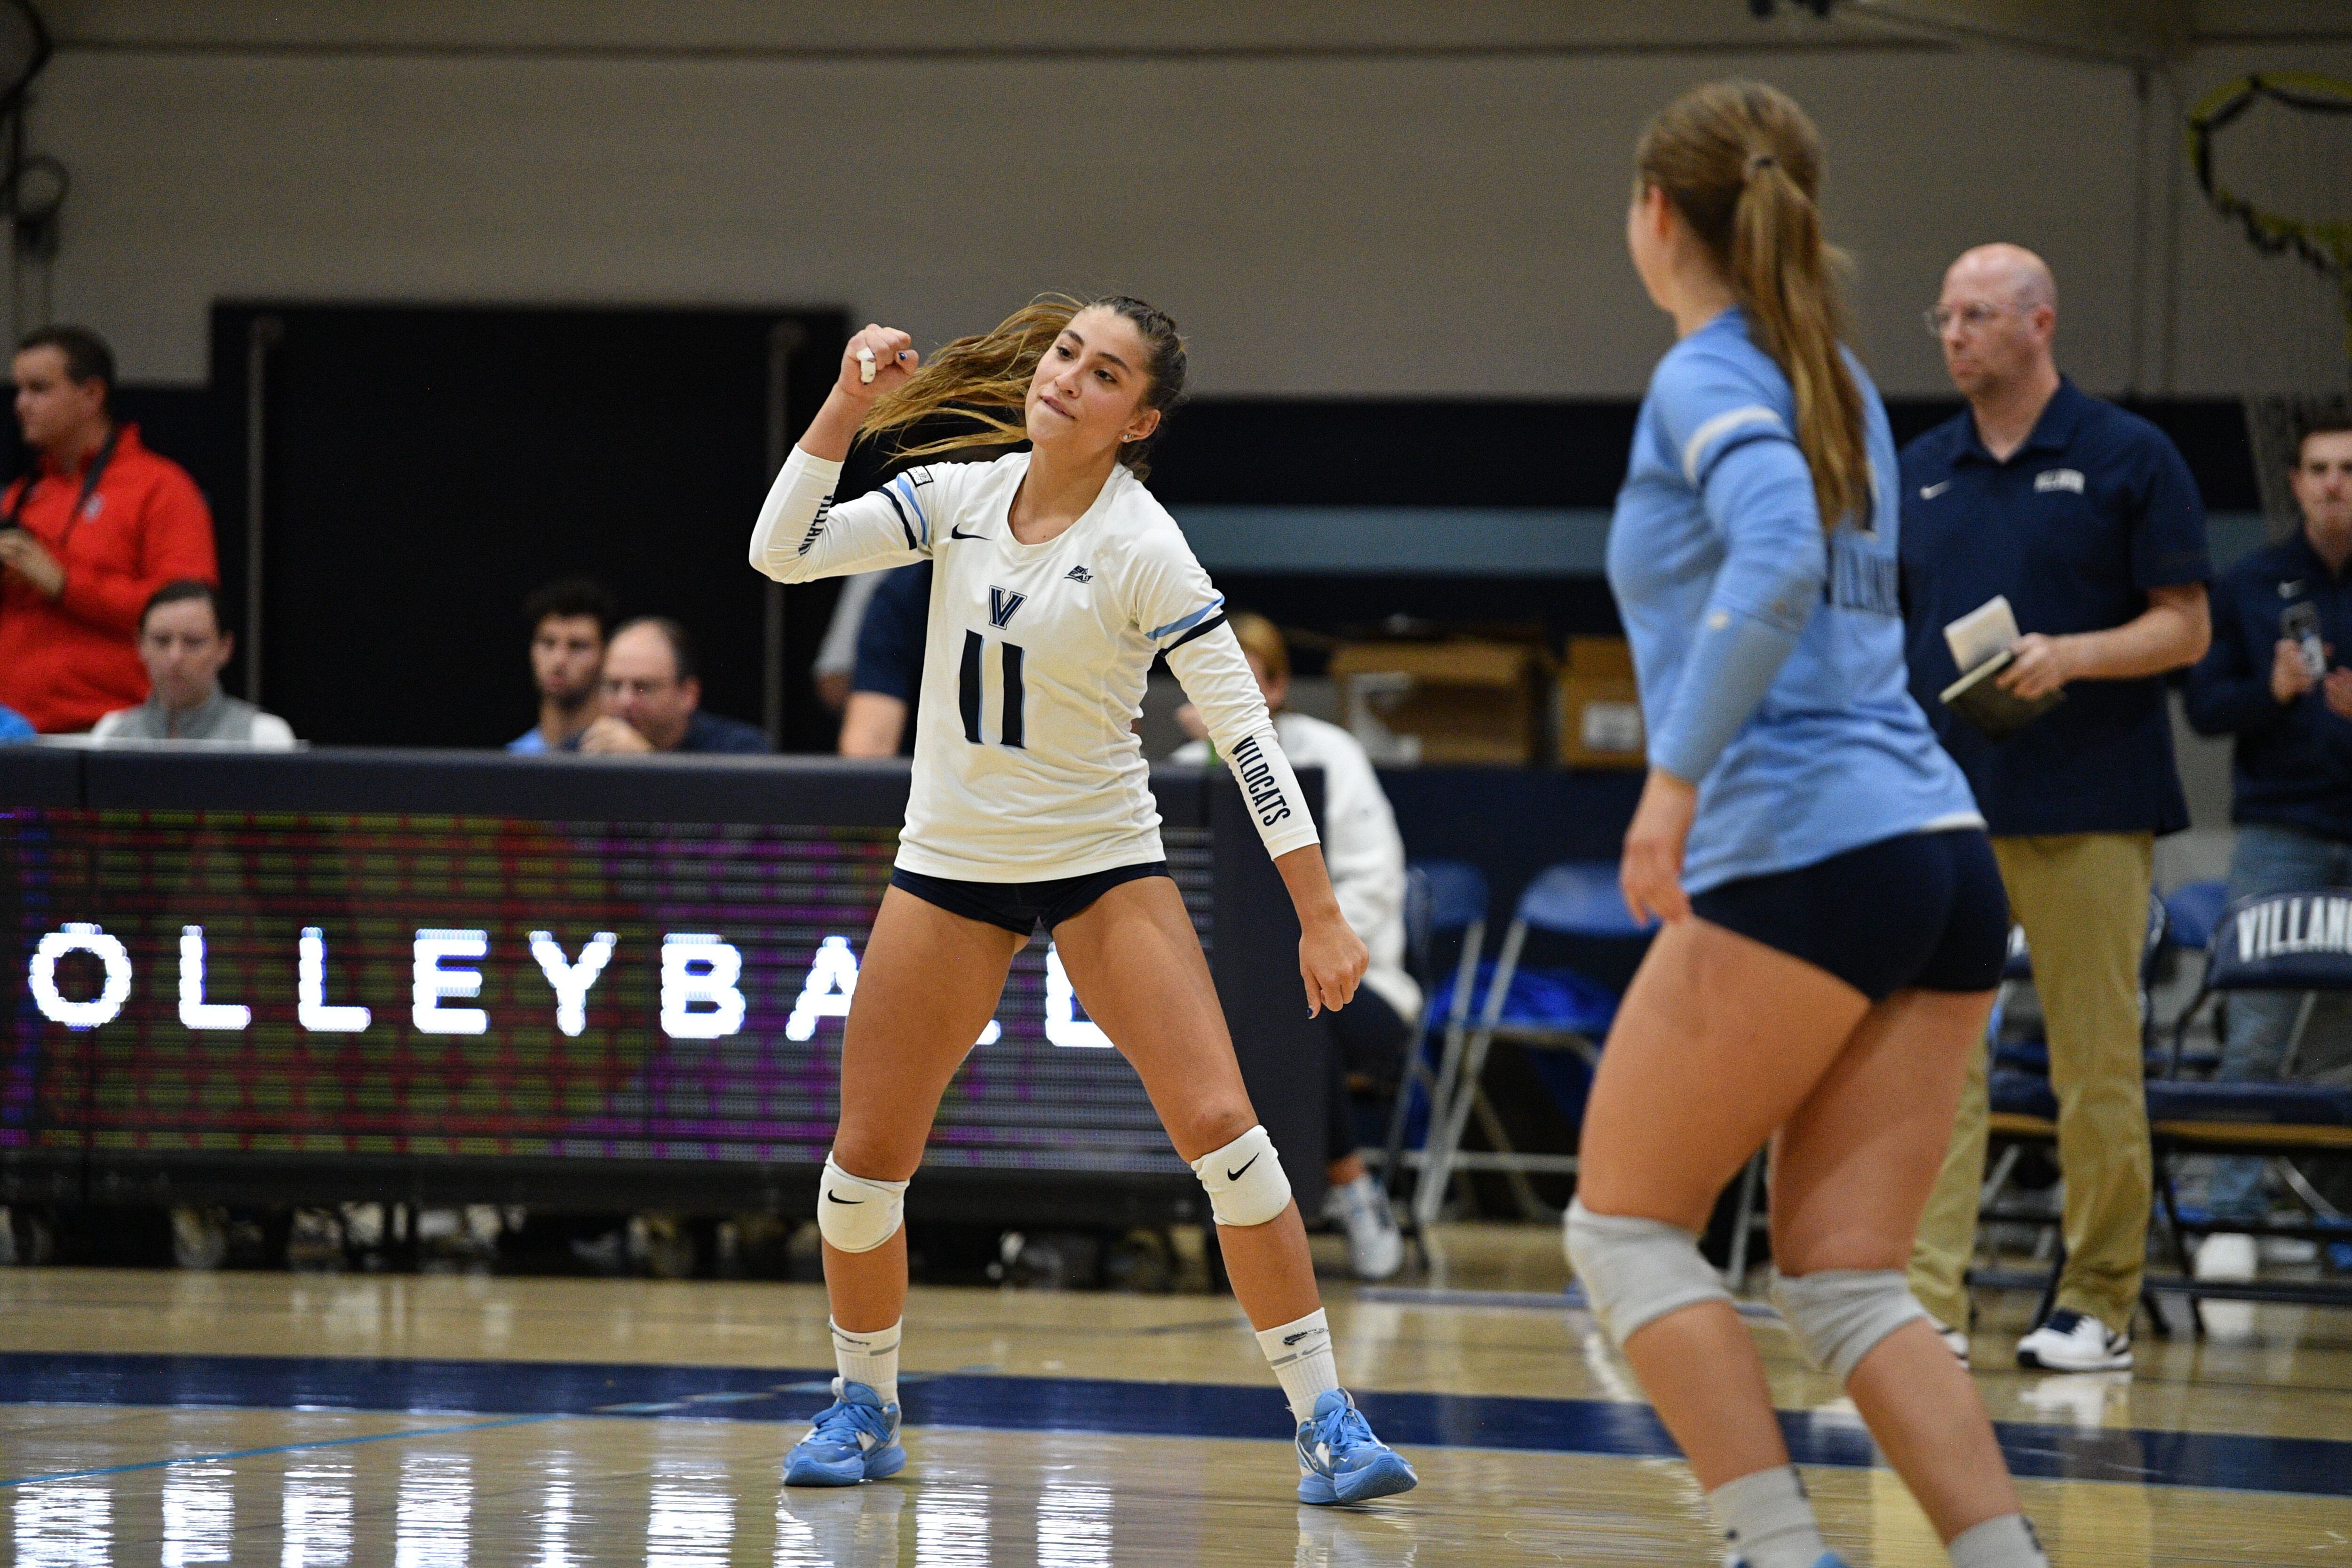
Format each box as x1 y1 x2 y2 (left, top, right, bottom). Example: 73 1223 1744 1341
2282 602 2327 680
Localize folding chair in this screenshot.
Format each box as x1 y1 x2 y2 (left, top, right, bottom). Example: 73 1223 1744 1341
1377 860 1489 1226
1413 861 1647 1231
2153 888 2352 1313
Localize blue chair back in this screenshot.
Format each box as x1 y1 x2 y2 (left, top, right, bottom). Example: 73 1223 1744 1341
2164 879 2228 954
1516 861 1652 939
2205 890 2352 992
1412 859 1490 936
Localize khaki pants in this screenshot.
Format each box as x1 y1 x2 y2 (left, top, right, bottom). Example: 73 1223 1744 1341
1908 832 2153 1335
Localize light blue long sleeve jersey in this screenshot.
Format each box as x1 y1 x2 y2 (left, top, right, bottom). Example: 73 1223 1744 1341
1606 307 1980 894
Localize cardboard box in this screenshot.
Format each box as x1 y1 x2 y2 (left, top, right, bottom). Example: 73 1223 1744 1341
1557 637 1645 770
1328 640 1545 765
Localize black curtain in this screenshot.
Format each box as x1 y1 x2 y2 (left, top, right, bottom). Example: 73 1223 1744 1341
206 303 848 749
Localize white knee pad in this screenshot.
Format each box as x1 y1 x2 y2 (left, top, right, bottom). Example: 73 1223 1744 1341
1190 1125 1291 1228
1769 1268 1929 1383
817 1154 908 1254
1564 1199 1732 1348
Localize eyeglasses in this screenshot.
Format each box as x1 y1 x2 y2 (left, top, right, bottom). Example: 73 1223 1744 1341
1924 302 2032 337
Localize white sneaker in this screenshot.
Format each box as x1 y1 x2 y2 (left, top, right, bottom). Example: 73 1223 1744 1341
2015 1309 2132 1372
2193 1233 2258 1282
1930 1317 1971 1368
1325 1175 1404 1281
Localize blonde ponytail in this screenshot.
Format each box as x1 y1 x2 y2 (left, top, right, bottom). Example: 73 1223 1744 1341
1637 82 1870 532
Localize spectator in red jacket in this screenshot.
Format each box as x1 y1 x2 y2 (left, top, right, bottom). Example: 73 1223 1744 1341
0 326 219 732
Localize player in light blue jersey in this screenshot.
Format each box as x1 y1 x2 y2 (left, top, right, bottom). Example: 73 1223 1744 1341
1561 83 2047 1568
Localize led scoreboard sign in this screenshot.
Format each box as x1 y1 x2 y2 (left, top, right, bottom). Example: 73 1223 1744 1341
3 808 1203 1178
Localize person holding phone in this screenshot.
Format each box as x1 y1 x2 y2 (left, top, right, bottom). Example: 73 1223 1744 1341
2185 409 2352 1281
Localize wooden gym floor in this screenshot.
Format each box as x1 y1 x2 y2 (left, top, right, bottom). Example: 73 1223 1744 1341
1 1224 2347 1565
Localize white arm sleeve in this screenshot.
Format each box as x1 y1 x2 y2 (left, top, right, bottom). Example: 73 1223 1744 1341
747 447 934 584
1166 622 1322 861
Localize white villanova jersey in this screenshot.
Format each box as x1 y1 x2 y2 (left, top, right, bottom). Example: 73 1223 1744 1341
751 446 1319 881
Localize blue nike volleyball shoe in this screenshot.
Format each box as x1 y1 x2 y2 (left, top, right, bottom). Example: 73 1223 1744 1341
1295 1389 1417 1504
782 1378 905 1487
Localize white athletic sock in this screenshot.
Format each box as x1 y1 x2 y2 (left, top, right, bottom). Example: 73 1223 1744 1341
1707 1466 1828 1568
1255 1308 1340 1424
1947 1514 2049 1568
830 1318 901 1408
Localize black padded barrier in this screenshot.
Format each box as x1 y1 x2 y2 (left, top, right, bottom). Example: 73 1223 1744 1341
0 749 1320 1227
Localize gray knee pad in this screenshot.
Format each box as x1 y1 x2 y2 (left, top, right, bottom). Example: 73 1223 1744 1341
1564 1199 1732 1348
1769 1268 1929 1383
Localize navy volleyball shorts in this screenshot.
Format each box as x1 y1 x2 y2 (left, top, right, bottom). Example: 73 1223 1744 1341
889 860 1172 938
1688 828 2009 1003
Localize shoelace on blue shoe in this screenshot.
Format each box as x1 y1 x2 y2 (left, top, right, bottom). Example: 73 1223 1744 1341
807 1396 887 1449
1306 1398 1375 1465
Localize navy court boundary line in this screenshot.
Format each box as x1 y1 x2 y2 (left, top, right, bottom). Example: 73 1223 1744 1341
2 1351 2347 1500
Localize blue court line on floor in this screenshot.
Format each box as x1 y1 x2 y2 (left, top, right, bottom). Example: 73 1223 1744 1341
2 1351 2347 1500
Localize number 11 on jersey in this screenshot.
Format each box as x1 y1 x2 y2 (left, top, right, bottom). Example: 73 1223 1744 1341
958 631 1026 748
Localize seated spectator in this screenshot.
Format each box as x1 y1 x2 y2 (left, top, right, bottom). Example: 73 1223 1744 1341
0 703 32 743
839 562 928 757
2184 408 2352 1281
510 577 617 753
91 581 295 746
0 325 220 732
1170 612 1419 1280
576 616 769 754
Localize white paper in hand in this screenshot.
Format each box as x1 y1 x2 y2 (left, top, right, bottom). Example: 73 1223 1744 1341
1944 596 2020 674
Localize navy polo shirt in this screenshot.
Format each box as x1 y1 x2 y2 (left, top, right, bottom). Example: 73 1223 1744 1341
2185 529 2352 844
851 562 930 703
677 711 771 753
1899 378 2209 836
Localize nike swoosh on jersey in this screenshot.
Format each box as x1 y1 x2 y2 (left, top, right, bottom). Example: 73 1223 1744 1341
950 524 985 540
825 1193 863 1203
1920 480 1953 500
1225 1154 1260 1182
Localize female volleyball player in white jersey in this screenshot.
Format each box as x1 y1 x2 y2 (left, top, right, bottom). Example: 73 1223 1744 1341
747 294 1416 1505
1566 85 2046 1568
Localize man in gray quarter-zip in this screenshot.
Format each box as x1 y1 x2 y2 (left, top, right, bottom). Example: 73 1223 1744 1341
90 579 296 747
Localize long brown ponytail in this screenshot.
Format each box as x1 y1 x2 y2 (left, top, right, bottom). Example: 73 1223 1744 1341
1636 81 1869 533
859 293 1188 479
